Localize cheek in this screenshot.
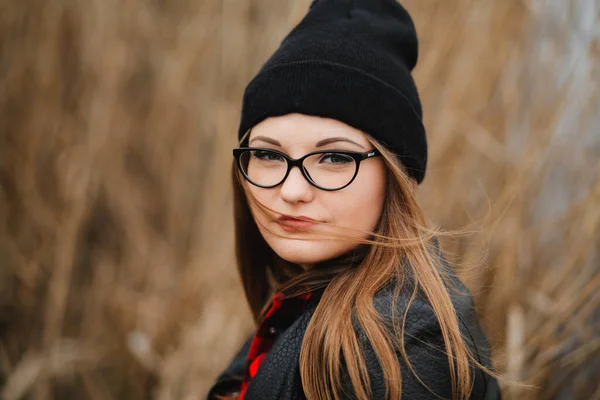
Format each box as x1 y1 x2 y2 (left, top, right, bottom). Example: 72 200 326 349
246 184 276 220
329 169 386 232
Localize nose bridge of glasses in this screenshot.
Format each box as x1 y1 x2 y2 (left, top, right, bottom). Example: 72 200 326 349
283 154 306 177
287 155 305 169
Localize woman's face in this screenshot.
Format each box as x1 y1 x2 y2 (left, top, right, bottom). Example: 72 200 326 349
245 113 387 269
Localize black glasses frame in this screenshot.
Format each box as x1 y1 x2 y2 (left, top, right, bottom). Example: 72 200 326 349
233 147 381 191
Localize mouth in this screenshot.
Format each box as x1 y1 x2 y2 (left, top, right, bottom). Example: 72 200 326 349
277 215 318 232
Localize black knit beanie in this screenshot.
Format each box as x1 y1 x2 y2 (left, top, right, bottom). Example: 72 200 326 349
238 0 427 184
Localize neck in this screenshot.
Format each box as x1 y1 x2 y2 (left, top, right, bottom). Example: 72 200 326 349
300 262 316 271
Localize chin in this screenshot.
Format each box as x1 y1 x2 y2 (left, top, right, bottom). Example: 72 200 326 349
266 236 349 266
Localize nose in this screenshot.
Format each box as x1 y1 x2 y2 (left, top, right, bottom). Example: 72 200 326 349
280 166 315 204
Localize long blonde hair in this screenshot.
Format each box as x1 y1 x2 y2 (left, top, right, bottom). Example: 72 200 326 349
232 134 497 400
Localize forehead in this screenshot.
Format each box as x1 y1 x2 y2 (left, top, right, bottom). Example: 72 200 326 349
248 113 370 147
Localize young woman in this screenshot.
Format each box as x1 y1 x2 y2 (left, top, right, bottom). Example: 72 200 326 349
208 1 502 399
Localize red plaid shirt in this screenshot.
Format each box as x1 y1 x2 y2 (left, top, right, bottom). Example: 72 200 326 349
238 289 313 400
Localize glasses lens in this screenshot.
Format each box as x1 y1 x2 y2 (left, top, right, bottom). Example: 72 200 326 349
303 152 357 190
239 149 287 187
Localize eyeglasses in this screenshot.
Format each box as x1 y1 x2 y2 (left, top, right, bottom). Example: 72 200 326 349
233 147 381 191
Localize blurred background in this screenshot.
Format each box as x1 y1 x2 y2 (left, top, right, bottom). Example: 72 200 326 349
0 0 598 399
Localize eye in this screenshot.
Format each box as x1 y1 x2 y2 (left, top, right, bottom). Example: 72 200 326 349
251 150 285 162
319 153 353 165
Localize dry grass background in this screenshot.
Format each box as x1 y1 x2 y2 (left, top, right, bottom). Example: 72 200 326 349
0 0 598 399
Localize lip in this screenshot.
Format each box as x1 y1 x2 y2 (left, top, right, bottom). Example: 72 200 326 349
277 215 318 232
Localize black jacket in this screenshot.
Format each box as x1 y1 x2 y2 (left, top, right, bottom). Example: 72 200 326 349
208 268 502 400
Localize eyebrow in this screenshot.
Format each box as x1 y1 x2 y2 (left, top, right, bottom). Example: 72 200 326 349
249 135 365 149
249 136 280 146
315 137 365 149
